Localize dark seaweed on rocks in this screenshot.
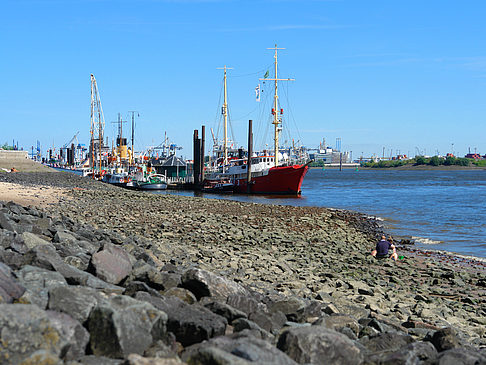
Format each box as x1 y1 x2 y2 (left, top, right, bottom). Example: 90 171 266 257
0 171 485 364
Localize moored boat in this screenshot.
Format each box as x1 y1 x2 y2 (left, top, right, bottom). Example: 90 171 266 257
204 45 309 195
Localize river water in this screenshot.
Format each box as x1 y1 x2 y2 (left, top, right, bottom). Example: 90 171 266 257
157 169 486 259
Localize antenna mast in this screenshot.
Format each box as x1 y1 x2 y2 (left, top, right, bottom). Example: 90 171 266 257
260 45 294 167
217 65 233 171
90 74 105 177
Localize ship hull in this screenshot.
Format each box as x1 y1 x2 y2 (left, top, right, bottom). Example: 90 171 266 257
233 164 308 195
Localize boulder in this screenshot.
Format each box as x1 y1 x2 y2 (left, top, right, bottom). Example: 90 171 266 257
78 355 123 364
0 262 25 303
135 291 227 347
16 265 67 309
367 341 438 364
92 243 132 285
48 285 103 324
277 325 363 365
88 294 167 358
313 314 360 336
436 347 486 364
46 310 90 360
125 354 183 365
231 318 273 340
226 293 267 316
182 332 298 365
248 309 287 334
203 300 248 323
359 331 414 354
426 327 462 352
0 211 15 232
19 232 51 250
18 350 63 365
181 268 248 301
0 304 67 364
267 297 306 323
164 287 197 304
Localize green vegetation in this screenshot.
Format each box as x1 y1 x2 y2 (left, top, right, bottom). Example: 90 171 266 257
309 160 325 167
362 156 481 168
1 143 14 150
473 159 486 167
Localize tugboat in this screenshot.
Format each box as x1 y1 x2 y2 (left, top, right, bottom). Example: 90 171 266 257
203 45 309 195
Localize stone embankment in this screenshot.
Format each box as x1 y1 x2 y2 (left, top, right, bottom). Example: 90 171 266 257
0 171 485 364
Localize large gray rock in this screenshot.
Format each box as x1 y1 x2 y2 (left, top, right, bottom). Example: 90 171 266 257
136 291 227 347
436 347 486 364
426 327 462 352
314 314 360 336
53 261 125 293
277 325 363 365
226 293 267 316
267 297 306 323
367 341 438 364
46 310 90 360
0 262 25 303
92 243 132 284
48 285 104 324
19 231 50 250
16 265 67 309
25 243 61 270
359 331 414 354
0 304 67 364
182 332 298 365
181 268 248 301
0 211 15 232
88 294 167 358
203 300 248 323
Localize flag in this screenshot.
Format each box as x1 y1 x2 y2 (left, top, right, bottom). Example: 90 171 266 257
264 70 269 79
255 84 261 102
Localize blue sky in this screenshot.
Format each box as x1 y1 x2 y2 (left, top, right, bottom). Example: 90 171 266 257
1 0 485 159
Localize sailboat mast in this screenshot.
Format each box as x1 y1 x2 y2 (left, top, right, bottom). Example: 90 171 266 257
273 46 279 166
260 45 294 167
223 66 228 169
217 65 233 171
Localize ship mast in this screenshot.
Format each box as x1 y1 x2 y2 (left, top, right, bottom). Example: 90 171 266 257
260 45 294 167
217 65 233 171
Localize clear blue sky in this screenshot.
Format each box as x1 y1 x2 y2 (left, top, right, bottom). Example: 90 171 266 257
1 0 485 159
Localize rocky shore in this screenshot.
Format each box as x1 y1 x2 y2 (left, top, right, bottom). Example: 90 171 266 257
0 171 485 364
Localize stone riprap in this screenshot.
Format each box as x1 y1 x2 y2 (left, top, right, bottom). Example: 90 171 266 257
0 171 485 364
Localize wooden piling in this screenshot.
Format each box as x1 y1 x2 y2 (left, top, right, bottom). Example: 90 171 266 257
201 125 205 184
193 130 200 186
247 120 253 194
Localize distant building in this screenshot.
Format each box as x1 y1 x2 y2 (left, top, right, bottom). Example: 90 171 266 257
465 153 481 159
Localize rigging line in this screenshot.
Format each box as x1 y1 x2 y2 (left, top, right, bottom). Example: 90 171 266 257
213 78 224 142
230 104 260 123
284 82 303 145
229 63 274 78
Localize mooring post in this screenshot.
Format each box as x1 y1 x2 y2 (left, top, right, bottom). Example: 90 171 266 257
339 152 343 171
247 120 253 193
201 125 205 184
193 130 200 186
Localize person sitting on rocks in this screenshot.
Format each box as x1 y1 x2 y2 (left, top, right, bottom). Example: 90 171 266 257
371 234 398 261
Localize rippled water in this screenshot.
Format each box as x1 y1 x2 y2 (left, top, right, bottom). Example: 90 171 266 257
157 169 486 258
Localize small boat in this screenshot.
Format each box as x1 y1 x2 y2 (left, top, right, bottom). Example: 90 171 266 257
126 164 167 190
127 174 167 190
202 179 234 193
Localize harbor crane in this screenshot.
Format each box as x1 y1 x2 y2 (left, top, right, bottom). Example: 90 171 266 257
90 74 105 176
63 132 79 149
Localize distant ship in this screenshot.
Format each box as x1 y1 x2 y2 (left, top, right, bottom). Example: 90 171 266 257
204 45 309 195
